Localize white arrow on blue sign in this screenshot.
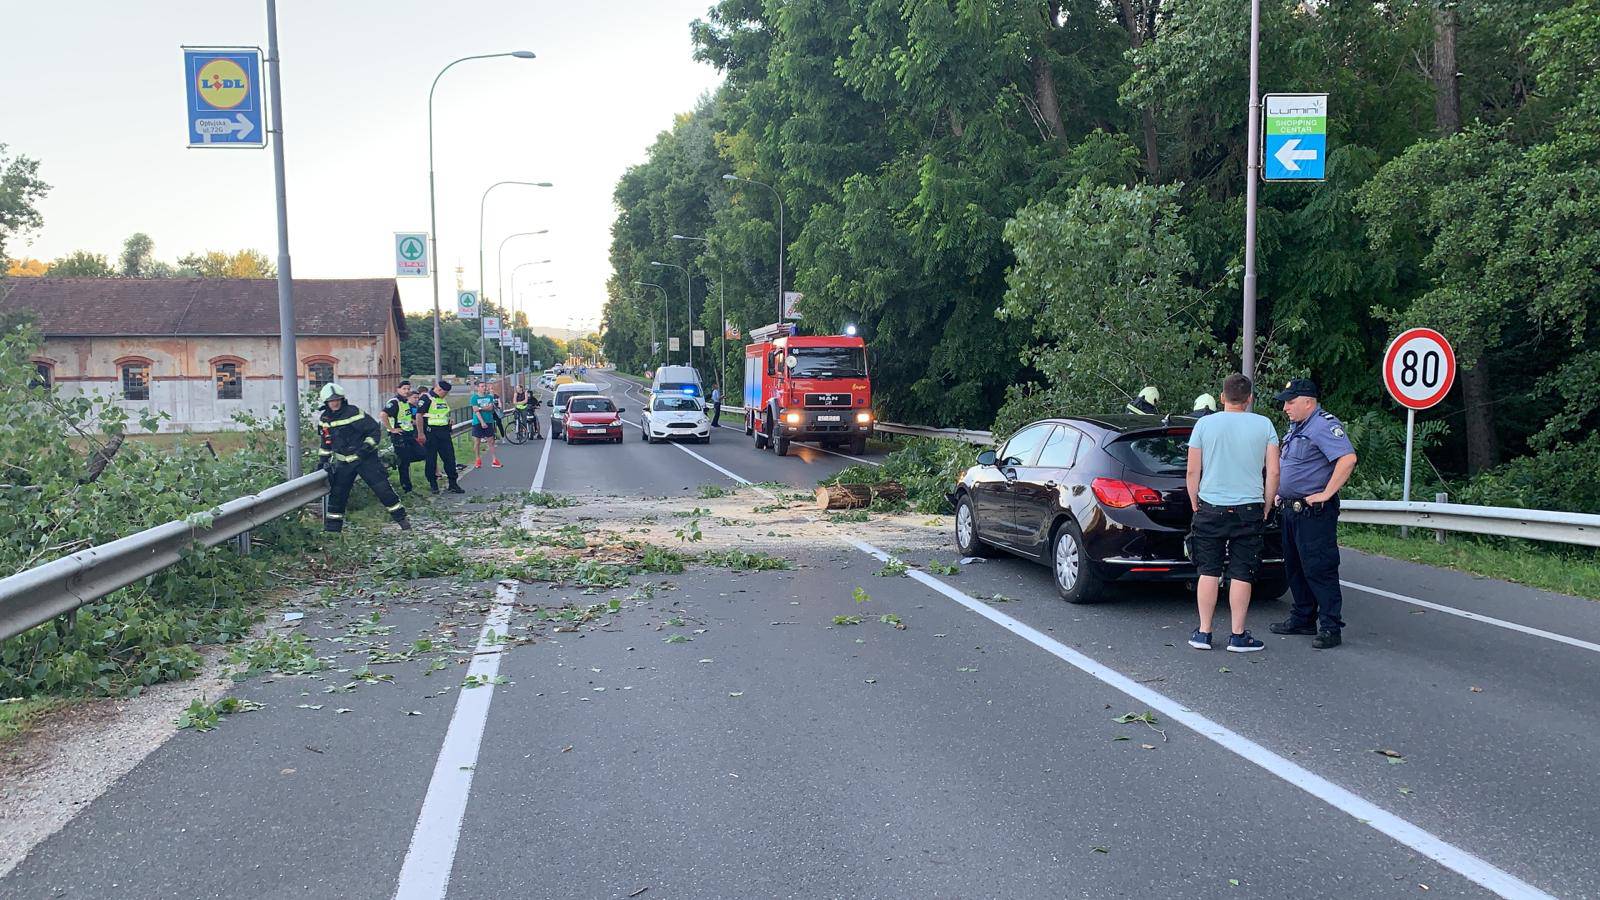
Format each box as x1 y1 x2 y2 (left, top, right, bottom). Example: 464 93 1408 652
1262 93 1327 181
183 48 267 149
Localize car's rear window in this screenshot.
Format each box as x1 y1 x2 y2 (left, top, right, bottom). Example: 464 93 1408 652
1107 432 1191 476
570 398 615 413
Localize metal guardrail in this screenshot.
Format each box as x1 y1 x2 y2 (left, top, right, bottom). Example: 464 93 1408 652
0 472 331 643
874 422 995 445
1339 500 1600 548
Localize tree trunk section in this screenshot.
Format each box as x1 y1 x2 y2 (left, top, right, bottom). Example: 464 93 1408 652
1031 54 1067 143
814 482 907 510
1120 0 1161 179
81 432 124 485
1432 4 1461 136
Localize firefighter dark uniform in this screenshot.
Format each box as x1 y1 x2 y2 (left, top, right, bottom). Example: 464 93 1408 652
383 388 423 492
316 387 409 532
1270 378 1357 647
423 382 464 494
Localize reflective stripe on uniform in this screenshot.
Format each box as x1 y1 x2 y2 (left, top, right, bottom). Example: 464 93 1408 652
386 502 404 512
326 512 344 519
324 413 363 428
334 452 361 462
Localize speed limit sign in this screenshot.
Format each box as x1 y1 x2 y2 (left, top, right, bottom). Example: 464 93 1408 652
1383 327 1456 410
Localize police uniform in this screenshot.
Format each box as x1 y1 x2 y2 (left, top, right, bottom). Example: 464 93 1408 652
317 395 408 532
422 385 464 494
1273 379 1356 640
382 389 423 492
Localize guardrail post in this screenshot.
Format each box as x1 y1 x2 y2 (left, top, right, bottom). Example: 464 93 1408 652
1435 492 1448 544
234 529 253 556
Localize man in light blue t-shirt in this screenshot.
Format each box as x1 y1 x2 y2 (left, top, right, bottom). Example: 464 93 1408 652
1184 373 1280 653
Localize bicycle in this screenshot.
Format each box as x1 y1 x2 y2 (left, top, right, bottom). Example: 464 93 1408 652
506 407 540 443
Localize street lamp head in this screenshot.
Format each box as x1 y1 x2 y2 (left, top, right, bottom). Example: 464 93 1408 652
534 182 554 187
511 50 537 59
650 261 665 267
671 234 688 240
722 174 739 181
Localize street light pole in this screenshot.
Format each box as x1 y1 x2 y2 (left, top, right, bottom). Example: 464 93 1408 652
649 261 692 369
634 281 667 362
426 50 535 384
1242 0 1262 379
264 0 301 478
723 174 784 323
672 234 723 387
478 181 551 389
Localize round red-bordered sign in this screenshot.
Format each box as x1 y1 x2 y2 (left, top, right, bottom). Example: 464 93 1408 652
1382 328 1456 410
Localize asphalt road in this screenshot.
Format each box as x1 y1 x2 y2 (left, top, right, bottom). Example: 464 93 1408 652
3 371 1597 900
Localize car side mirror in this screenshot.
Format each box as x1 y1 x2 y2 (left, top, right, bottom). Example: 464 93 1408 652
976 449 996 467
617 408 626 414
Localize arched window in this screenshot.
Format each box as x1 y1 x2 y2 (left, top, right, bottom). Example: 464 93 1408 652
214 360 243 400
306 360 335 394
117 358 152 401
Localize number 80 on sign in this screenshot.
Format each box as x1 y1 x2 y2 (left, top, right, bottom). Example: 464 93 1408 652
1383 327 1456 410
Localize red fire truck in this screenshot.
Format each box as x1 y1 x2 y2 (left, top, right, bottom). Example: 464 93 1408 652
743 323 873 456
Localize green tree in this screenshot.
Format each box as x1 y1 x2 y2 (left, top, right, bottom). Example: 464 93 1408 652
176 249 275 278
0 145 50 261
119 233 155 277
47 250 114 277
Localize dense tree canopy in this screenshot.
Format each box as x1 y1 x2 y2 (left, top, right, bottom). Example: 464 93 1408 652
593 1 1597 485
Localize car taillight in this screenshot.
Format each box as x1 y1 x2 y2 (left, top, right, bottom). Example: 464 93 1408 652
1091 477 1163 509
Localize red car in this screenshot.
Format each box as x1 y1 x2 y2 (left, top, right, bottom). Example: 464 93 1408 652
562 395 625 444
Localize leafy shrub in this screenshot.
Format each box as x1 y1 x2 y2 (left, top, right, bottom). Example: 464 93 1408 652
824 437 980 514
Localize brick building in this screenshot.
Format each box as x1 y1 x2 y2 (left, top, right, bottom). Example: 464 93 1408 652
1 277 405 432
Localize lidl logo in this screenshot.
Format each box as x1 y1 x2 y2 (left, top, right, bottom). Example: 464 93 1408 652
196 59 250 109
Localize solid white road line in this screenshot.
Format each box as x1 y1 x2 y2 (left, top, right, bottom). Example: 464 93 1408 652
842 536 1554 900
1342 580 1600 655
619 419 777 499
392 581 518 900
530 421 555 493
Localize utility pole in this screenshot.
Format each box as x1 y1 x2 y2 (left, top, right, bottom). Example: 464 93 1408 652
264 0 301 478
1241 0 1262 379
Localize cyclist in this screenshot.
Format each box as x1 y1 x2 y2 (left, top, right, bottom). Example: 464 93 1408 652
511 384 541 440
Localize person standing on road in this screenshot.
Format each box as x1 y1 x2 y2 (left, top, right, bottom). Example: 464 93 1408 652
1269 378 1359 649
710 382 722 428
468 381 502 469
423 380 465 494
380 380 423 493
1185 373 1279 653
316 384 410 533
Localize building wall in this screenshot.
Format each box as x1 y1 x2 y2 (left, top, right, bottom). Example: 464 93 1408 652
37 335 386 432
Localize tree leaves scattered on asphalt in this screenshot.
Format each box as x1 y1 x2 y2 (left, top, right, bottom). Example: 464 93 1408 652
852 587 871 603
1113 710 1167 742
1375 749 1406 764
663 634 691 643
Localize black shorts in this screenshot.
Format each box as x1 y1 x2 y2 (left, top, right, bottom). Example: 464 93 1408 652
1189 501 1265 582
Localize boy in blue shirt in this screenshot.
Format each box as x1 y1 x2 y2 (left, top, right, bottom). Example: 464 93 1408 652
1185 374 1280 652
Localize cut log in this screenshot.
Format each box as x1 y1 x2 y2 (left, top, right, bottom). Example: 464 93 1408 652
814 481 907 510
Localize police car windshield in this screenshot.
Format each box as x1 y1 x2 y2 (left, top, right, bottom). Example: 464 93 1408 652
653 396 701 412
569 398 615 413
790 347 866 379
1107 432 1191 476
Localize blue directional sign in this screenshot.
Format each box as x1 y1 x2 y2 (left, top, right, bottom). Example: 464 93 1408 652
183 47 266 148
1262 93 1327 182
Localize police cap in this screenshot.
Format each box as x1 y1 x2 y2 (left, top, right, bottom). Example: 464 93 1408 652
1274 378 1320 403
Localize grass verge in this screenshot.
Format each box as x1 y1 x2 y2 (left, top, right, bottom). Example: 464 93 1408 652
0 697 71 745
1340 525 1600 601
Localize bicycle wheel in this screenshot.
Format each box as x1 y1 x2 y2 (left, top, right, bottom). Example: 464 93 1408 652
506 419 528 444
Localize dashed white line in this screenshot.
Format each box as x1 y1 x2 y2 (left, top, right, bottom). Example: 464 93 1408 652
392 581 518 900
1342 580 1600 655
842 535 1554 900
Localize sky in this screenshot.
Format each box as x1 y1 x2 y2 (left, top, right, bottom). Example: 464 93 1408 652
1 0 724 332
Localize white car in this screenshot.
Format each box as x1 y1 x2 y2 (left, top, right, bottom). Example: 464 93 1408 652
641 394 711 444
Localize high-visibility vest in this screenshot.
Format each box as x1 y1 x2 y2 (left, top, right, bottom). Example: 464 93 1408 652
394 397 415 432
425 396 451 427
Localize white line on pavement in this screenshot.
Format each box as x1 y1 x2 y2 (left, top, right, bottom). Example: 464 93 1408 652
1342 580 1600 655
841 535 1554 900
619 419 777 499
392 581 518 900
530 422 555 493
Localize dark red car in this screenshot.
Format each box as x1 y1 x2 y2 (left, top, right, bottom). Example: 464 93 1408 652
561 395 625 444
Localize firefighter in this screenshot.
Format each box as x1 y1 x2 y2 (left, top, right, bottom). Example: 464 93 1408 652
1192 393 1218 418
316 383 410 532
1126 385 1161 415
423 380 466 494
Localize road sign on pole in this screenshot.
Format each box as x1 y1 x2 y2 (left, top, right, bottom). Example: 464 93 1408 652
692 329 705 348
183 48 267 148
1383 327 1457 521
782 291 804 320
395 233 429 277
483 316 501 339
456 290 479 319
1263 93 1327 181
669 337 681 352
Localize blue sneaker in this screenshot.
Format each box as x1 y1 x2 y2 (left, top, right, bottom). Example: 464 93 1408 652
1227 631 1265 653
1188 628 1212 650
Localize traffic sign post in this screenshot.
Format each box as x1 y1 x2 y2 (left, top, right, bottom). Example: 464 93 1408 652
456 290 479 319
1383 327 1457 526
183 48 267 148
692 329 705 348
395 233 429 277
1263 93 1328 181
483 316 501 339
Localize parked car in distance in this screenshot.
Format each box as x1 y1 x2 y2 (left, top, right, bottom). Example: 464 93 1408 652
949 415 1285 604
642 394 710 444
562 395 624 444
550 381 601 439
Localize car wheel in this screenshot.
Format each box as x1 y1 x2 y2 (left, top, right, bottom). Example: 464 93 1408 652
1051 519 1103 604
1253 577 1287 602
953 494 995 558
700 434 711 444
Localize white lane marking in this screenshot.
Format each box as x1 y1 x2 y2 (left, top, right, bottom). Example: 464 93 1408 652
1342 580 1600 655
841 536 1555 900
529 423 555 493
619 419 777 500
392 582 518 900
711 420 879 467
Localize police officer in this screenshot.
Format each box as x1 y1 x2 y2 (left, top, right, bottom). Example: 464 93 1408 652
423 380 466 495
381 380 424 492
1269 378 1359 649
316 384 410 532
1126 386 1160 415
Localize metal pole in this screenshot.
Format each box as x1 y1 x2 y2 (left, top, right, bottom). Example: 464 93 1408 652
683 265 693 370
264 0 301 479
1401 407 1416 538
1242 0 1262 378
776 192 784 323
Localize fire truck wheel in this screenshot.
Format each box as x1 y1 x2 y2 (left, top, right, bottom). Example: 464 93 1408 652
754 416 769 449
744 413 754 436
773 431 790 456
849 436 868 455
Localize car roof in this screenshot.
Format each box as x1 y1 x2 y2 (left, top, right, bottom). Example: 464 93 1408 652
1025 413 1198 436
555 382 599 393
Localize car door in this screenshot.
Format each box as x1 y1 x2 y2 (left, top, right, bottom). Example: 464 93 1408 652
1011 426 1084 558
977 423 1052 547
